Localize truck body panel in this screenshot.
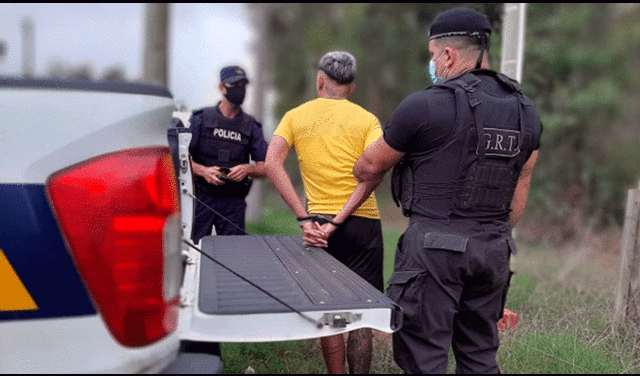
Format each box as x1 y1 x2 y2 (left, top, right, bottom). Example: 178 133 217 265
0 78 180 373
1 77 402 373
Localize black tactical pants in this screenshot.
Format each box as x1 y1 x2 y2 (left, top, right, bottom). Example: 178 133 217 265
388 218 513 374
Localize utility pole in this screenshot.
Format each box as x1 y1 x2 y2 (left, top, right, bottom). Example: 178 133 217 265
21 17 35 78
0 40 7 65
245 3 271 223
143 3 170 87
500 3 527 82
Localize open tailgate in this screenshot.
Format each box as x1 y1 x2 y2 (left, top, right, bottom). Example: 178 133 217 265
178 235 402 343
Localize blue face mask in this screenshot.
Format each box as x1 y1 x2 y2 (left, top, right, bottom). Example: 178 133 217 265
429 53 445 84
429 60 439 84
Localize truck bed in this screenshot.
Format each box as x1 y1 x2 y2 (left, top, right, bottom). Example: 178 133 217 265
179 235 402 343
199 235 398 314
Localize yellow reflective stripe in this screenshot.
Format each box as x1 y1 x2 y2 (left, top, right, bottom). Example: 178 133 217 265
0 248 38 311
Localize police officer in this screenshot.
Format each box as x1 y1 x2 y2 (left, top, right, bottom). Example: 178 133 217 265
189 65 268 242
350 7 542 374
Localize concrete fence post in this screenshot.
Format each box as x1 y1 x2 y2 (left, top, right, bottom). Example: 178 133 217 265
614 185 640 321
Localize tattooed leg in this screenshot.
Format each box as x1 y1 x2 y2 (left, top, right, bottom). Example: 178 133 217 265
321 334 346 374
347 328 373 374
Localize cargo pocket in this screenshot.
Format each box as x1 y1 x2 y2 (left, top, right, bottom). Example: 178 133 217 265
386 270 422 304
423 231 469 253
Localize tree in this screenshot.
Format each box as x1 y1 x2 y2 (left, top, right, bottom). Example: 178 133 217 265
45 59 94 80
251 3 502 196
102 65 127 81
522 3 640 240
255 3 640 242
258 3 501 125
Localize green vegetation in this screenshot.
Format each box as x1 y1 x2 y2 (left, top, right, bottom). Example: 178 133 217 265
499 333 622 374
253 3 640 244
246 206 300 236
219 207 640 373
231 5 640 371
220 341 325 374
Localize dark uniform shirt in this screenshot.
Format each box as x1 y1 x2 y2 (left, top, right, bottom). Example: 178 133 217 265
189 103 268 198
384 71 541 156
385 70 543 374
189 103 268 166
188 103 268 241
384 70 542 221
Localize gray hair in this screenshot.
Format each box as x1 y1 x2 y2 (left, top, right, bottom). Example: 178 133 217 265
318 51 356 84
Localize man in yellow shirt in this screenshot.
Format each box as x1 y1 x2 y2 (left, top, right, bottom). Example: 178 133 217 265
265 51 384 374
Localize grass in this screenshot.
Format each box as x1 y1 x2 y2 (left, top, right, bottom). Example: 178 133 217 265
221 204 640 373
495 243 640 374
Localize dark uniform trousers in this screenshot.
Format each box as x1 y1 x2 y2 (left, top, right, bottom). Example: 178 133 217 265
388 217 513 374
191 190 247 243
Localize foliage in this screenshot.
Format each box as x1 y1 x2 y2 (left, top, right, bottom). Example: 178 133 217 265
523 4 640 234
45 59 127 81
255 3 640 242
221 340 325 374
259 3 502 126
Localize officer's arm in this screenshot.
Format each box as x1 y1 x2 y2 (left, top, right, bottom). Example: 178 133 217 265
321 137 402 238
190 157 225 185
248 162 266 178
353 136 404 184
227 161 266 181
330 137 403 226
264 136 308 219
188 113 225 185
227 122 269 181
509 150 539 228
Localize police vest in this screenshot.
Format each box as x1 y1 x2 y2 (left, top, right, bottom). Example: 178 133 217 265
191 106 255 198
391 70 539 222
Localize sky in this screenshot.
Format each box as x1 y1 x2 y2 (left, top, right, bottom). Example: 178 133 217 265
0 3 255 111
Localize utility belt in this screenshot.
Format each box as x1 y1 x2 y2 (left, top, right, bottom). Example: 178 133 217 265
408 213 511 234
194 175 253 199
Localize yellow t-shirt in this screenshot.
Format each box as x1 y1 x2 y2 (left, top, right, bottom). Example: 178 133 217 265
274 98 382 219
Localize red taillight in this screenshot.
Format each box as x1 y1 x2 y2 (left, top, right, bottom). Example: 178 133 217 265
46 147 180 348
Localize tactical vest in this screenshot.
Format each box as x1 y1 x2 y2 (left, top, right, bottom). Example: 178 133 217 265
191 106 255 198
391 70 538 222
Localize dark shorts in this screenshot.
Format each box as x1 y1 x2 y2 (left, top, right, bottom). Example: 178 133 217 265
314 215 384 293
388 218 513 374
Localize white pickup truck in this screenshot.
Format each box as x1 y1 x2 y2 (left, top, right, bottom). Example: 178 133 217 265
0 77 401 373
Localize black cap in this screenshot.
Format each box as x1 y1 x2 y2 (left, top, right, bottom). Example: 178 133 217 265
220 65 248 84
429 7 492 40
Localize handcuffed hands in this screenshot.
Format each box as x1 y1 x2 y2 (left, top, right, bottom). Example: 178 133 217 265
301 221 327 247
301 221 339 248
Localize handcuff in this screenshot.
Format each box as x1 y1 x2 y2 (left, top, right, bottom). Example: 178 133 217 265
296 215 341 228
